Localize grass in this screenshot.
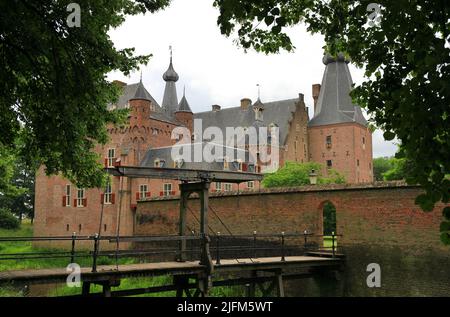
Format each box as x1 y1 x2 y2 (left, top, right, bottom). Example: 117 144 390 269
0 223 251 297
323 236 338 249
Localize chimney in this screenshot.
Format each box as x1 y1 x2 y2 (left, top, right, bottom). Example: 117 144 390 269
298 93 304 102
312 84 321 112
113 80 127 87
240 98 252 110
212 104 221 112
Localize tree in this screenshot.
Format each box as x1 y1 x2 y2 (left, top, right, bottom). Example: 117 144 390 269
262 162 346 188
323 202 336 236
382 158 409 181
0 0 171 189
373 157 393 181
213 0 450 244
373 156 409 181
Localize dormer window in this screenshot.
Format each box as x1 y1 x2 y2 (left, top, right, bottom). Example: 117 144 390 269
174 158 184 168
154 159 165 168
223 158 229 170
254 107 264 121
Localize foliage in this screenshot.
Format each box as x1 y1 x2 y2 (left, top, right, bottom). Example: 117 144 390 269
0 0 171 188
323 202 336 236
213 0 450 243
373 157 393 181
0 137 35 221
0 208 20 230
382 158 408 181
373 156 409 181
262 162 346 188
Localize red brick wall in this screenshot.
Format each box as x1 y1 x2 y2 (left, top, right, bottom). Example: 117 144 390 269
136 182 450 296
308 123 373 183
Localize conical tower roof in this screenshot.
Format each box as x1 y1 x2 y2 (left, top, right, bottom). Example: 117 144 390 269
130 79 151 101
177 87 192 112
308 53 368 127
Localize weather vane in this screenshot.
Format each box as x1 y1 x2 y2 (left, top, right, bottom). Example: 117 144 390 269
257 84 261 100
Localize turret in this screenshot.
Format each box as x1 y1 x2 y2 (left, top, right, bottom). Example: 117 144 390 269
174 87 193 133
161 48 179 118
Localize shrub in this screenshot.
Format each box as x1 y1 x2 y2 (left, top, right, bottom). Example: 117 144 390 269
0 208 20 229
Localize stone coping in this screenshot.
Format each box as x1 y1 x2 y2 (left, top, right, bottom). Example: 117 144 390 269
139 181 419 203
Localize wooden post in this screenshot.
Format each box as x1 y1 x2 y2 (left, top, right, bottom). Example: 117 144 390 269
82 282 91 296
248 270 257 297
275 271 284 297
103 282 112 297
178 190 188 262
199 182 210 235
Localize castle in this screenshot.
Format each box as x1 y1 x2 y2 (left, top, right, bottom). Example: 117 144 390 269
34 53 373 238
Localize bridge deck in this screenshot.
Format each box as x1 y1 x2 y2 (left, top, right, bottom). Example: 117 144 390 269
0 256 342 285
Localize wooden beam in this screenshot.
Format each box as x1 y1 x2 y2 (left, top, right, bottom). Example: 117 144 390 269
107 166 262 182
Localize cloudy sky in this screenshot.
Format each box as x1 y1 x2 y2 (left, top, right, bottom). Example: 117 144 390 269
108 0 397 158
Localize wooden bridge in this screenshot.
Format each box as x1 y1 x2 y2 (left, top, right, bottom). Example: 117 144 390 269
0 165 344 297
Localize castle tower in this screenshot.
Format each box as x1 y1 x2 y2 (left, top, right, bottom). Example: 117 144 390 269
308 53 373 183
174 87 193 133
161 49 179 118
128 79 153 165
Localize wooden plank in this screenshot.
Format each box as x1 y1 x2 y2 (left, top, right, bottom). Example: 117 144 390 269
0 256 342 285
107 166 262 182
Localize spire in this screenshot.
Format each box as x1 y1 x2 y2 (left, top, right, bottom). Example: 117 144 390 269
308 52 367 127
131 80 150 101
162 46 179 82
162 46 179 117
177 86 192 112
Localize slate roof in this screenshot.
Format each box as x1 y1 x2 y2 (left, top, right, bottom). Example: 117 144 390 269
140 142 256 171
177 93 192 112
110 82 179 125
162 57 180 117
308 54 368 127
111 82 160 110
193 98 299 145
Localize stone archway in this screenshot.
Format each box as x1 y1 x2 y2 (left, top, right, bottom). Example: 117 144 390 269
319 200 337 249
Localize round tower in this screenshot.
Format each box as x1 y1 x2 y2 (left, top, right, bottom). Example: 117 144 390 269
174 87 193 133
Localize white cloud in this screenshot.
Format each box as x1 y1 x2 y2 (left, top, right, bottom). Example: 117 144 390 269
108 0 397 158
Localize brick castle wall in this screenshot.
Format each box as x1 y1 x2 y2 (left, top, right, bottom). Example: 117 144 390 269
136 182 450 296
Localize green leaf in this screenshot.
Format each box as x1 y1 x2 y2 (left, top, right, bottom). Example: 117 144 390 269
265 15 274 26
383 131 396 141
440 221 450 233
415 194 434 212
443 207 450 220
440 231 450 245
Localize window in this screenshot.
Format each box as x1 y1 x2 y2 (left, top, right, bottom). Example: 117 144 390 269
163 183 172 196
224 183 232 192
174 158 184 168
104 183 112 204
223 159 229 170
326 136 332 148
64 185 71 207
357 159 360 167
215 182 222 192
362 137 366 150
154 159 165 168
247 181 254 189
76 189 85 207
139 184 148 199
296 124 300 132
326 160 332 168
107 148 115 167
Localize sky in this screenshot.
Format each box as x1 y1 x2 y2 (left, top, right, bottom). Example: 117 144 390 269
108 0 397 158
